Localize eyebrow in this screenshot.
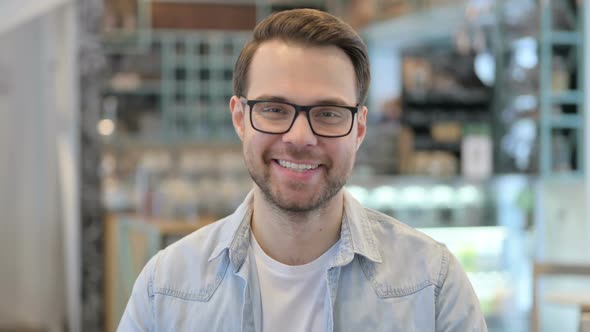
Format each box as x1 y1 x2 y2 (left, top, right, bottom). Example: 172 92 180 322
252 95 354 106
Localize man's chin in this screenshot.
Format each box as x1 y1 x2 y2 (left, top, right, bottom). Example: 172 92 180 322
268 191 321 213
249 169 344 214
264 183 347 214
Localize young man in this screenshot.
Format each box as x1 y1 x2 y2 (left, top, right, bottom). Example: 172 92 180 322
119 9 487 332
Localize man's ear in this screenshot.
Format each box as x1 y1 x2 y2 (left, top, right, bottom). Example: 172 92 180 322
355 106 368 150
230 96 245 141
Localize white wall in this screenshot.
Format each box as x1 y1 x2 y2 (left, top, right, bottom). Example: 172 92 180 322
0 2 78 331
534 180 590 332
536 181 589 261
0 0 69 35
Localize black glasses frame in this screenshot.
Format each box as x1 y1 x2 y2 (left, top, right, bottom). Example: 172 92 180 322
240 97 359 138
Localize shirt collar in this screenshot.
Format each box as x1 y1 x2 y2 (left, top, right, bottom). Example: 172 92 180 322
208 190 254 272
333 189 382 266
208 188 382 271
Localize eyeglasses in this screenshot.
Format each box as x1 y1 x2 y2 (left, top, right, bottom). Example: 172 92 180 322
240 97 359 138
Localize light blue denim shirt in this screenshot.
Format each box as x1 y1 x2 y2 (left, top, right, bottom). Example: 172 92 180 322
119 190 487 331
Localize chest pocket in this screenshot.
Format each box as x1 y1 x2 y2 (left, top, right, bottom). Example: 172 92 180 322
332 258 438 332
333 283 436 332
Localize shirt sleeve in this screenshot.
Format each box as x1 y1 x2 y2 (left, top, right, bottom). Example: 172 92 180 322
118 253 159 332
435 248 488 332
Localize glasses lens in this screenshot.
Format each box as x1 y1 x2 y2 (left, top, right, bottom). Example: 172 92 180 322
251 102 295 133
310 106 353 136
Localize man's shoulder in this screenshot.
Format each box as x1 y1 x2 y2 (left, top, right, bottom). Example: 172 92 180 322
362 208 451 295
160 216 230 260
365 207 445 251
147 216 234 301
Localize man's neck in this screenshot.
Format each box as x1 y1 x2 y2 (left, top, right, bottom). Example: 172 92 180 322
250 188 343 266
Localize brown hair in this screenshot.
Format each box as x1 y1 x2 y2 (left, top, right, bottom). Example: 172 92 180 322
233 8 371 105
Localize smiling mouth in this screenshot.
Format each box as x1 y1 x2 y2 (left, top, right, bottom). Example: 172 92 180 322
275 159 320 172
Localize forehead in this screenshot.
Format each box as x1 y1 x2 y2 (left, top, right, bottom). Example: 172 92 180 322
246 40 357 105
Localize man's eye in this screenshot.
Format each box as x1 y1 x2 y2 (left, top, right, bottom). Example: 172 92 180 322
318 111 340 118
315 109 344 118
263 107 286 113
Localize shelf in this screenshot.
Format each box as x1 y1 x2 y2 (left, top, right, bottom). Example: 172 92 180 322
538 0 585 177
541 170 584 181
403 114 490 127
414 140 462 152
405 92 491 108
102 81 161 95
550 31 582 46
550 91 583 105
102 136 240 150
100 30 249 144
548 114 582 129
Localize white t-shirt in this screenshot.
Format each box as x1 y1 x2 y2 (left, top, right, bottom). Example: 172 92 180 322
250 232 339 332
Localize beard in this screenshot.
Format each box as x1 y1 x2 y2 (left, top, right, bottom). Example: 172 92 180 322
244 144 352 214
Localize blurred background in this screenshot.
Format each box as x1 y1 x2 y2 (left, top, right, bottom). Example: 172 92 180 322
1 0 589 331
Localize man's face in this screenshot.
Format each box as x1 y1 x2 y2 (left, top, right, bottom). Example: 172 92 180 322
230 40 367 213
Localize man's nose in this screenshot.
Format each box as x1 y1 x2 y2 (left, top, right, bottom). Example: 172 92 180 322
281 112 318 146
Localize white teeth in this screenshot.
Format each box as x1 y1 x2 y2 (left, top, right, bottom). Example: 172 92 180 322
278 160 319 171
